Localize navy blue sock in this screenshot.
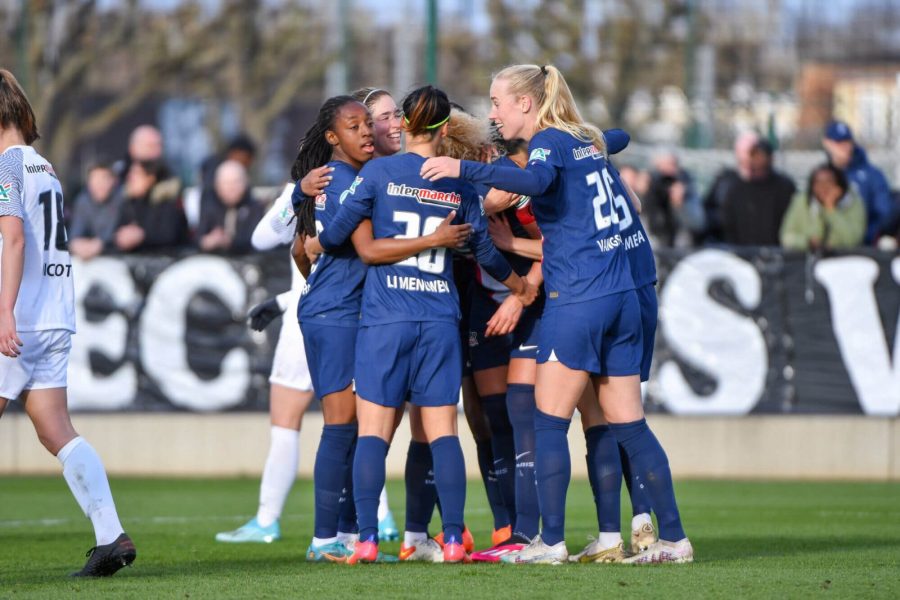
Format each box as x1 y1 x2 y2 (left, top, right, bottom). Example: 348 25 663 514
337 434 358 534
353 435 389 542
314 423 357 539
609 419 686 541
619 443 651 516
429 435 466 543
480 393 516 527
584 425 622 533
533 409 571 546
475 439 511 530
506 383 539 539
404 440 436 534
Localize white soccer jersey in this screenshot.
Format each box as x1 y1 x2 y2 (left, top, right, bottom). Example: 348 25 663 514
251 183 305 294
0 145 75 332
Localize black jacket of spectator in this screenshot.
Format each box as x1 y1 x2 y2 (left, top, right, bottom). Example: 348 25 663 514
721 171 796 246
196 191 265 254
68 189 122 248
116 178 189 251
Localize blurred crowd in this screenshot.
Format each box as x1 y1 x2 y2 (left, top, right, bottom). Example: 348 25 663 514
65 119 900 261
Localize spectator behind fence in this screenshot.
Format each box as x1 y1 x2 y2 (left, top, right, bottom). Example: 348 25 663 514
720 140 796 246
702 130 759 242
113 160 188 252
780 163 866 252
822 120 895 245
618 164 651 199
67 164 120 260
114 124 165 183
196 160 264 253
644 151 705 247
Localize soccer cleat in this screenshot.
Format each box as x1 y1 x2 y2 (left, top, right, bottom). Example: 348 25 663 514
215 518 281 543
500 534 568 565
70 533 136 577
630 521 657 554
399 538 445 562
378 510 400 542
442 538 471 564
306 540 355 563
434 526 475 553
623 538 694 565
569 538 626 563
492 525 512 547
347 539 379 565
471 532 531 563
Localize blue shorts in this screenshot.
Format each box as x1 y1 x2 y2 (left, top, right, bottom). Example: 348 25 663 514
468 290 512 372
537 290 642 376
355 321 462 408
300 321 357 398
510 304 541 361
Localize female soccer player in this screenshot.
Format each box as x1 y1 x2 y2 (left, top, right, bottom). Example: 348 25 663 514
292 95 471 562
421 64 693 565
214 182 317 545
306 85 536 564
0 69 136 577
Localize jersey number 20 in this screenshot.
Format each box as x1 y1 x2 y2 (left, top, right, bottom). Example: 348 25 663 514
393 210 446 274
586 169 632 233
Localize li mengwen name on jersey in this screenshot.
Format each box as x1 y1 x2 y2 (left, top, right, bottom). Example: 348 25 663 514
386 182 461 209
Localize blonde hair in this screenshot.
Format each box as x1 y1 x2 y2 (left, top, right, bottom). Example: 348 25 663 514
494 64 605 154
438 108 492 161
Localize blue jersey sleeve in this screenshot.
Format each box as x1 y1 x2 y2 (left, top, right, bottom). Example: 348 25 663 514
460 184 513 282
318 170 376 251
458 130 561 197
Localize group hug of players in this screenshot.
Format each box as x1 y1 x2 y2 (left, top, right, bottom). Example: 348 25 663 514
227 64 694 566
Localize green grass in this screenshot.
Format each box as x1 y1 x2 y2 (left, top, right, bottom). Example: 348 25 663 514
1 478 898 599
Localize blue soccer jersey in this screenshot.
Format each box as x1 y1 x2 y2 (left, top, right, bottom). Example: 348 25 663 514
459 127 635 305
318 153 512 326
297 160 367 326
606 161 657 288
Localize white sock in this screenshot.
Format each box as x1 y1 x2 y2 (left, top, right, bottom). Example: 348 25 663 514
256 426 299 528
337 531 359 546
377 487 390 521
632 513 652 530
404 531 428 546
597 532 622 550
57 436 124 546
312 536 338 547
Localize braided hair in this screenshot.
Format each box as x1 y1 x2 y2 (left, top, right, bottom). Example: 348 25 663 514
289 94 359 236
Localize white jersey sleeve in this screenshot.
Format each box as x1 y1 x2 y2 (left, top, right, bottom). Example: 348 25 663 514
0 146 75 333
251 183 296 250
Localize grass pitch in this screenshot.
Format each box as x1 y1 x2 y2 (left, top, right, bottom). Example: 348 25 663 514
1 477 898 599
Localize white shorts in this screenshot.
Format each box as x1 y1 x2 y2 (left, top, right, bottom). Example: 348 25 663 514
0 329 71 401
269 314 313 392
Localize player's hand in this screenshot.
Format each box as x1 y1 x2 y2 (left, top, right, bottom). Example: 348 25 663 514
304 234 324 262
301 165 334 197
0 310 23 358
247 297 284 332
482 188 519 214
429 211 472 249
488 213 515 251
486 295 523 337
513 279 539 308
420 157 461 181
115 224 145 251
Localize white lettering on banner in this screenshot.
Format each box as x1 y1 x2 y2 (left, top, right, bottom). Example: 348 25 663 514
140 256 249 411
657 249 766 414
68 257 138 410
814 256 900 416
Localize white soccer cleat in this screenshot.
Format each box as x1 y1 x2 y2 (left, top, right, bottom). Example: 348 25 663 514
569 538 625 563
623 538 694 565
399 538 445 562
500 535 568 565
630 521 657 554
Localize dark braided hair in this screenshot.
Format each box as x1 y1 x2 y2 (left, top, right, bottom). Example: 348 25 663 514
290 94 359 236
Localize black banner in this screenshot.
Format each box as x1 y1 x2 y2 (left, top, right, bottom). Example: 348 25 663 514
64 249 899 415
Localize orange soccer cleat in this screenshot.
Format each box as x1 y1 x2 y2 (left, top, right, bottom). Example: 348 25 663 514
434 526 475 553
347 539 379 565
492 525 512 547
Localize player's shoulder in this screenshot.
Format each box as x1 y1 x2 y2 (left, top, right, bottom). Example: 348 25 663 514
327 160 360 188
0 146 27 174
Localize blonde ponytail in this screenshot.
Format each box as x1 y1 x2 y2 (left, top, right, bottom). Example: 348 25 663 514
494 64 606 155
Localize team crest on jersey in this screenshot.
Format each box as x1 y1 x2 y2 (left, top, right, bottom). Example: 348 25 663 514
387 182 461 209
314 193 327 210
529 148 551 162
0 183 10 202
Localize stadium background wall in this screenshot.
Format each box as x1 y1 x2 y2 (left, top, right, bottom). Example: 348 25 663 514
1 249 898 478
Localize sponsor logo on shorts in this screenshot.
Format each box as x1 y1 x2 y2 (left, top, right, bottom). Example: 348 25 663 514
469 330 479 347
518 343 537 352
386 182 461 209
529 148 551 162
